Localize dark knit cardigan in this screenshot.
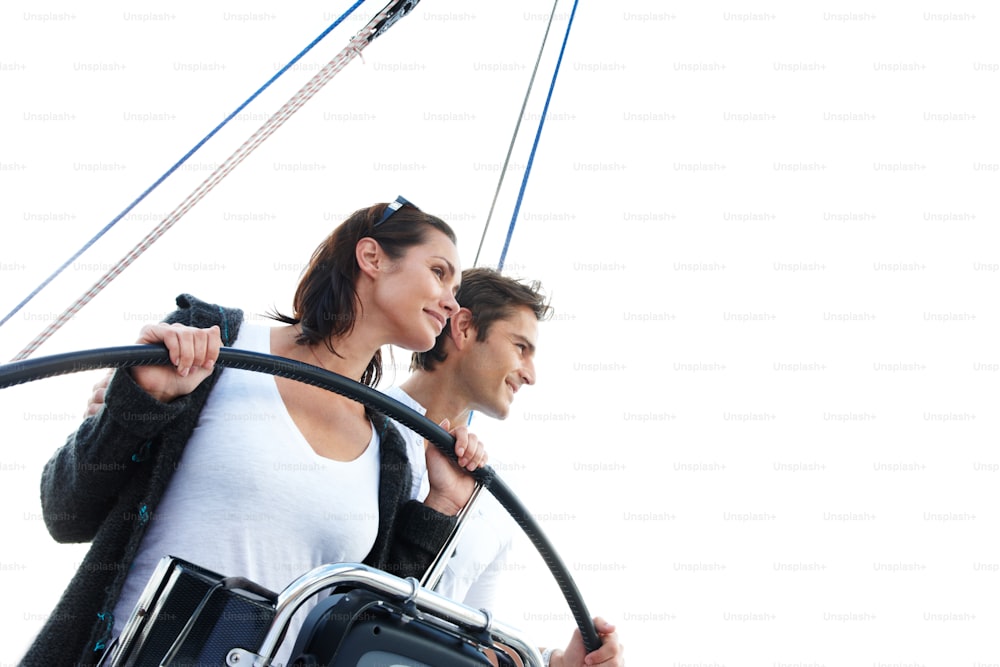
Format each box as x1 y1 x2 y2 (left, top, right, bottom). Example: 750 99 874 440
20 294 457 666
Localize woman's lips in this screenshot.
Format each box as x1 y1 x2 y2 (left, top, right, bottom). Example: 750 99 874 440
426 310 446 331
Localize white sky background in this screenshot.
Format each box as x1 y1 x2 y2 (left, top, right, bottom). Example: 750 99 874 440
1 1 998 665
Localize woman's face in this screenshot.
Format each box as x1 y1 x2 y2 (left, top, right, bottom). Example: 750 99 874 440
373 228 462 352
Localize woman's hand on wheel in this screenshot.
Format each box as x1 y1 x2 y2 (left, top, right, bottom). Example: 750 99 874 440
422 419 488 515
130 323 222 403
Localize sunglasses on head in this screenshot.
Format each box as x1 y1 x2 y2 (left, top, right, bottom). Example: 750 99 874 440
375 195 416 227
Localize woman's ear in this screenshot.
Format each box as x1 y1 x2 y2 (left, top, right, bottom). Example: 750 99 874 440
355 237 382 279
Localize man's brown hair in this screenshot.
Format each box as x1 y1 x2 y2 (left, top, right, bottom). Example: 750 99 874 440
411 267 552 372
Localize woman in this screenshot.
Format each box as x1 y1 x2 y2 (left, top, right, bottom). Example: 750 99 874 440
21 198 488 666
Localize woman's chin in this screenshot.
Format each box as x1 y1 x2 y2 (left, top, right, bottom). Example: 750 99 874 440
396 332 436 353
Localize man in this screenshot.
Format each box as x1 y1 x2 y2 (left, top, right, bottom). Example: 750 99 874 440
386 267 624 667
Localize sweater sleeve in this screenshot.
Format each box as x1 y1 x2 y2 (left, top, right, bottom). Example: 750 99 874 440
381 500 459 580
39 367 198 543
364 416 460 580
39 293 240 544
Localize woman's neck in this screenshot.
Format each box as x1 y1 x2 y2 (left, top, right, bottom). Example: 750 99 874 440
273 325 380 381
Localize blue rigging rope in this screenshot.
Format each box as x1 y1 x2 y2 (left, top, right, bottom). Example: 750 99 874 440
496 0 579 272
0 0 367 329
473 0 560 269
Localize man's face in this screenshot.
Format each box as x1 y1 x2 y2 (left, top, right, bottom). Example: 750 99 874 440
461 306 539 419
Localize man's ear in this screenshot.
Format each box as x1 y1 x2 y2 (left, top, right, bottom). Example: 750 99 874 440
355 237 383 280
449 308 477 350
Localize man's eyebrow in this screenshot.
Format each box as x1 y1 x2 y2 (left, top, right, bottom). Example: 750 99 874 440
511 333 536 353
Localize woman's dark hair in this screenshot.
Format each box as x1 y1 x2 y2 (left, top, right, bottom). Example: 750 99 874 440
411 267 552 372
270 200 457 387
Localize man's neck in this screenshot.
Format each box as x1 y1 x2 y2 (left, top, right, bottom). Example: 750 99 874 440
399 370 471 427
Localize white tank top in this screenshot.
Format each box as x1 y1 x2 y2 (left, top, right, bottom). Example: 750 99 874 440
112 324 381 658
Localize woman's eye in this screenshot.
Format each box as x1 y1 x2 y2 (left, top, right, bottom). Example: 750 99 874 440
432 267 444 278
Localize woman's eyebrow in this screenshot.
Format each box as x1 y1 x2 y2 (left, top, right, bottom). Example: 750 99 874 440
432 256 457 276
